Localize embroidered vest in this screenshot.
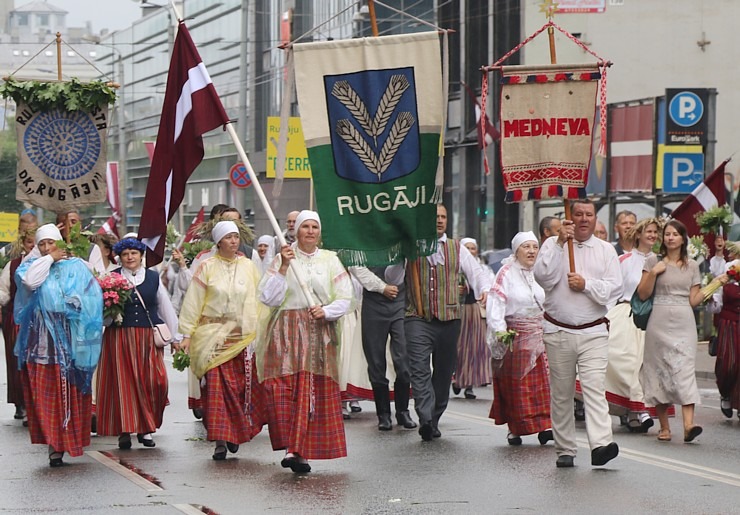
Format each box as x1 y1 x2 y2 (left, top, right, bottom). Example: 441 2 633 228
405 239 462 321
117 268 164 327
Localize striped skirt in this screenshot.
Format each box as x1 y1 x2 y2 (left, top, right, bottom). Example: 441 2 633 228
263 371 346 460
455 303 492 388
202 348 266 443
490 353 551 436
96 327 168 436
715 314 740 408
22 363 92 457
3 319 22 405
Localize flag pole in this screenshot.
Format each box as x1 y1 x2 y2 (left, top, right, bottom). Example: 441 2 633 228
224 123 316 306
543 1 576 273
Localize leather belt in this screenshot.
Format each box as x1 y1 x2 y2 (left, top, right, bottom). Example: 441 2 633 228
544 312 610 331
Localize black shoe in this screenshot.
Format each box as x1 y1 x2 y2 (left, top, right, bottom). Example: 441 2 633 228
464 388 476 399
118 434 132 450
212 445 227 460
591 442 619 466
137 433 156 448
13 405 25 420
640 417 654 433
377 413 393 431
90 413 97 433
192 408 203 420
226 442 239 454
290 457 311 473
721 398 733 418
419 421 434 441
507 432 522 446
49 452 64 468
395 410 417 429
538 429 554 445
350 401 362 413
556 455 574 468
431 421 441 438
452 383 461 395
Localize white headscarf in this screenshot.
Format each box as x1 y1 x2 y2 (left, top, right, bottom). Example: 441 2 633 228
211 221 239 245
256 234 275 274
295 210 321 232
460 237 477 249
501 231 539 267
34 224 62 245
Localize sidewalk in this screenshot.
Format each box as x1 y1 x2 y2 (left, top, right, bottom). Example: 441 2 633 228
696 341 716 381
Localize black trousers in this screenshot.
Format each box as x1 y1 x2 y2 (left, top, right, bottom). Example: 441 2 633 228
361 298 410 387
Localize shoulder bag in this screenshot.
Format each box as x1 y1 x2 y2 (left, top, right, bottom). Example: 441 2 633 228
630 255 662 331
132 286 172 348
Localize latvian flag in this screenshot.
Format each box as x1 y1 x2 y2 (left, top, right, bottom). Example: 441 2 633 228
138 21 230 266
671 158 729 245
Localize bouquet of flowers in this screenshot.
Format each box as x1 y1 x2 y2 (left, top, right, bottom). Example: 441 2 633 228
700 263 740 302
496 329 518 351
172 349 190 371
696 204 733 236
97 273 134 325
688 236 709 261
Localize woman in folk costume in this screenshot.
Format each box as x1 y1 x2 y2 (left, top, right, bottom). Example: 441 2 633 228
709 242 740 419
95 238 179 449
603 218 661 432
258 210 353 473
255 235 275 275
487 231 553 446
0 227 36 423
452 237 492 399
14 224 103 467
179 221 266 460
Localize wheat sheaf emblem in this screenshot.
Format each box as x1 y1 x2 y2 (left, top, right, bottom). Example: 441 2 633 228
332 74 416 180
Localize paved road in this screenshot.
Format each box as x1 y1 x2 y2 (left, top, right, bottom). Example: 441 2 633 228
1 349 738 514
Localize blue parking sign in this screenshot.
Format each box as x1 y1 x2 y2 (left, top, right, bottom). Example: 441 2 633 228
668 91 703 128
663 152 704 193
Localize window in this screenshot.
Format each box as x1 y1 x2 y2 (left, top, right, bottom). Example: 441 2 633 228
17 14 28 26
38 14 49 26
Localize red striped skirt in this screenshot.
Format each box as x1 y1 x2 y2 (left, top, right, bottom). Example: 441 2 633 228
22 363 92 456
262 371 346 460
202 349 266 443
490 353 551 436
715 314 740 407
96 327 169 436
3 319 22 405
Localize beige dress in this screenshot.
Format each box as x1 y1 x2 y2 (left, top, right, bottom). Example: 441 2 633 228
639 256 701 406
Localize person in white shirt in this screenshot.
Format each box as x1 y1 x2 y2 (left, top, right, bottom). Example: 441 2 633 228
534 199 623 468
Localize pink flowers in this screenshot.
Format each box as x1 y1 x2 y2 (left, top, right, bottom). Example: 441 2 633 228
97 273 133 325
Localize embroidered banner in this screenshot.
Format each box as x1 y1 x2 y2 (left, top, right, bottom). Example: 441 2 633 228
293 32 443 266
499 63 600 201
15 101 108 211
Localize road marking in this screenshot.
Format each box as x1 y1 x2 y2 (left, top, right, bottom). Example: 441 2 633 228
446 408 740 488
172 504 207 514
86 450 163 492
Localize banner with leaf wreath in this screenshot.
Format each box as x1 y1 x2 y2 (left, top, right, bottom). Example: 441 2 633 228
0 78 116 212
293 32 443 266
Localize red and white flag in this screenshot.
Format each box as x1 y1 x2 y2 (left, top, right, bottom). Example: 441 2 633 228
97 215 120 237
144 141 156 164
671 159 729 246
138 22 230 266
183 206 205 244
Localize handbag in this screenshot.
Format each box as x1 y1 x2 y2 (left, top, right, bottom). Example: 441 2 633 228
132 285 172 348
629 289 654 330
708 336 718 357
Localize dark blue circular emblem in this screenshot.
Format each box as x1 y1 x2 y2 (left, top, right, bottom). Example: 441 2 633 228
23 109 101 180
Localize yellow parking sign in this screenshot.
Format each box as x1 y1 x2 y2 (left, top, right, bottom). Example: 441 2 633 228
266 117 312 179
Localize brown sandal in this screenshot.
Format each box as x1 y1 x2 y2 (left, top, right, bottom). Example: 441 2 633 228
657 428 671 441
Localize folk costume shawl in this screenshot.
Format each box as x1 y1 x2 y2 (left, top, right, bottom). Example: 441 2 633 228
255 246 354 383
14 256 103 394
178 255 262 379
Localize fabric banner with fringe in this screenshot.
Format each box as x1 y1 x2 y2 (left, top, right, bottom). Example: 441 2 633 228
15 101 108 211
498 63 600 201
292 32 444 266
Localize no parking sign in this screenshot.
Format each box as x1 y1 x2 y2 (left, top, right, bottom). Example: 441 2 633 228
229 162 251 189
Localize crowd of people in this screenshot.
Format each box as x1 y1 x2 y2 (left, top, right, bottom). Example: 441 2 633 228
2 202 737 472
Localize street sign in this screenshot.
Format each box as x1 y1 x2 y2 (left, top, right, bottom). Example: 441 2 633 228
229 162 252 189
266 116 312 179
663 151 704 193
665 88 709 146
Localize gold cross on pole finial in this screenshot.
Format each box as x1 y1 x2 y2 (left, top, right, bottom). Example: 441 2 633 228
539 0 558 19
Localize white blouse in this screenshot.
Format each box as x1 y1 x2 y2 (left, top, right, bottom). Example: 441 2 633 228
487 261 545 334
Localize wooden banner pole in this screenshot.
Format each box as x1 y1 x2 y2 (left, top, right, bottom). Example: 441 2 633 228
368 0 380 37
56 32 62 81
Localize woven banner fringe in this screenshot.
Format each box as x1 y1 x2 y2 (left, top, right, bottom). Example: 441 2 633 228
336 237 438 267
